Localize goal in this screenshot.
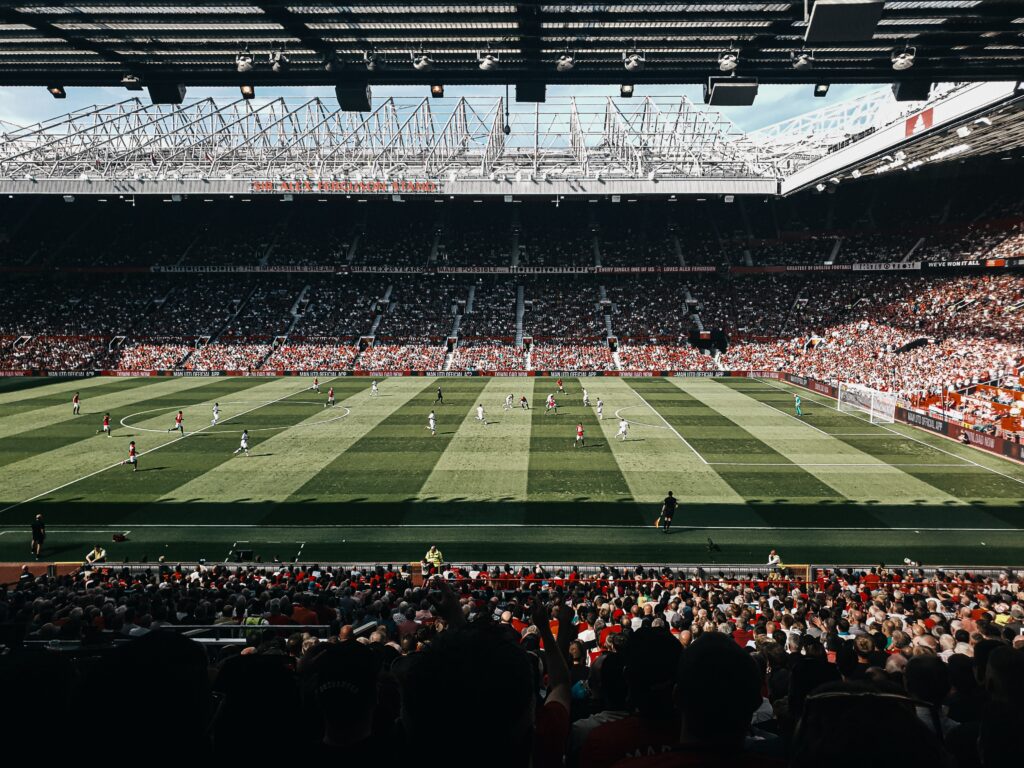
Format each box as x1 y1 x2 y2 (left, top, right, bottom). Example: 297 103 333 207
837 382 897 424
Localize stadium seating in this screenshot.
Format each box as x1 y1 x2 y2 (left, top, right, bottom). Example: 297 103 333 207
4 561 1022 764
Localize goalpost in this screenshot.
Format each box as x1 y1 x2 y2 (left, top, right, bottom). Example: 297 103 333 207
837 382 898 424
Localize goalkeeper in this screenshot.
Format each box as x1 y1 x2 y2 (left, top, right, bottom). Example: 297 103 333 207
794 394 803 417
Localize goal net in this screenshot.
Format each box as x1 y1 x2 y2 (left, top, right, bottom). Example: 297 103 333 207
838 383 897 424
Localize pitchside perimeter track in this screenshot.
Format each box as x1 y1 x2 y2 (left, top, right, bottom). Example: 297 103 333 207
1 375 1022 566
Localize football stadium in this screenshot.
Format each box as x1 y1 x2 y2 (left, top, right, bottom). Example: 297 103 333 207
2 2 1024 764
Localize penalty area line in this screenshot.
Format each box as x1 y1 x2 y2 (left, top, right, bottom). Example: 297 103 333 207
629 389 709 465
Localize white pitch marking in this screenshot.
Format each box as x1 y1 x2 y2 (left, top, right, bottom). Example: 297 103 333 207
629 389 709 464
707 462 975 468
3 523 1021 533
0 382 338 518
756 378 1024 487
612 406 672 431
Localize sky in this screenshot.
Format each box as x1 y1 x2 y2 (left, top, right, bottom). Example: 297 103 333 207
0 81 882 133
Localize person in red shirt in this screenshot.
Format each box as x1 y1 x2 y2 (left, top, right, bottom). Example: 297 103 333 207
325 387 335 408
72 392 80 415
97 412 111 437
575 422 585 448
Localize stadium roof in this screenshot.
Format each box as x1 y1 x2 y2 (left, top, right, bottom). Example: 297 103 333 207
1 80 1022 197
0 1 1022 90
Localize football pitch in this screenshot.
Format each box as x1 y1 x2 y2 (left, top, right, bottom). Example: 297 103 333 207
1 374 1023 567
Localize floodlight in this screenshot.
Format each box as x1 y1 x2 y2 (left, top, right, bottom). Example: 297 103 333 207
620 84 634 98
47 85 66 99
892 48 915 71
792 51 813 71
718 50 739 72
556 53 574 72
814 83 830 97
430 84 444 98
623 51 645 72
364 52 382 72
478 51 500 71
240 84 255 100
236 50 254 74
270 50 288 73
412 52 433 71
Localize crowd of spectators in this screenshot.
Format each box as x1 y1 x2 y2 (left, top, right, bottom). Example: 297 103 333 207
183 342 271 372
532 343 616 371
459 279 517 338
354 207 433 266
525 278 605 340
607 280 694 341
0 336 104 371
618 345 718 371
451 341 526 371
354 343 446 371
374 276 465 340
113 341 192 371
261 343 359 371
3 560 1023 765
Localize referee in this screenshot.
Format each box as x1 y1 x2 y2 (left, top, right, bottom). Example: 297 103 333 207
660 491 677 534
31 514 45 560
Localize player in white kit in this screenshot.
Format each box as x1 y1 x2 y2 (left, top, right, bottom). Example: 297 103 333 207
211 402 220 427
504 393 514 411
596 398 604 419
476 404 487 426
427 410 437 436
371 380 379 397
233 429 250 457
616 418 629 441
582 388 590 407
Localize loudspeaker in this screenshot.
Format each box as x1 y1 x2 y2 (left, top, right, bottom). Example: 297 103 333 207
892 81 932 102
805 0 883 43
704 77 758 106
336 83 372 112
147 83 186 105
516 82 546 103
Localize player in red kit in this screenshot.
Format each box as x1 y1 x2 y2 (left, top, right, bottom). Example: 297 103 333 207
325 386 335 408
97 412 111 437
72 392 80 415
311 377 320 393
122 441 138 472
167 410 184 435
557 378 565 394
574 422 585 448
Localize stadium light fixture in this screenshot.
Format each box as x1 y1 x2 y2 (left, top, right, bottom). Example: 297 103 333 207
236 49 254 74
364 51 382 72
270 49 288 73
718 50 739 73
851 169 862 179
814 83 830 97
240 84 255 100
120 74 143 91
412 51 433 71
792 51 813 71
430 84 444 98
892 47 915 71
478 51 500 71
323 53 340 73
620 83 634 98
47 85 66 99
556 53 575 73
623 51 645 72
814 182 826 192
956 125 971 138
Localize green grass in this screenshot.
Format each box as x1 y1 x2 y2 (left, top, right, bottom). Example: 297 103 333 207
1 374 1023 566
